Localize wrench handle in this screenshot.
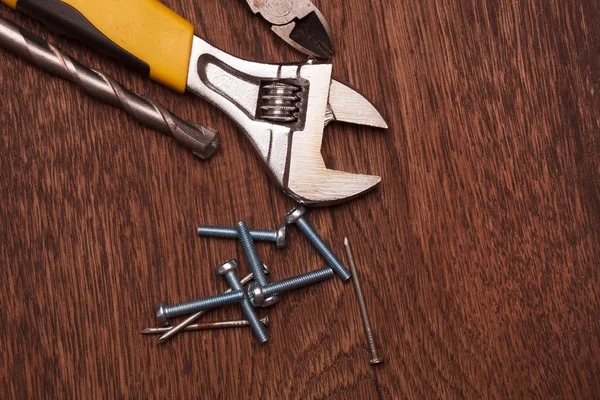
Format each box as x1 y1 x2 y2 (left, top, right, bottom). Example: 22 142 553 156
2 0 194 92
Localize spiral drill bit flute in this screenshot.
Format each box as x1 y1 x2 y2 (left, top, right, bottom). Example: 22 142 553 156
0 17 219 160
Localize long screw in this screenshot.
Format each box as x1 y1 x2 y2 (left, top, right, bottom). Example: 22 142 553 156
248 267 333 305
344 237 383 365
217 260 269 343
235 222 279 307
142 316 270 335
155 291 244 327
156 271 261 343
197 224 286 249
285 206 351 281
0 17 219 160
235 222 270 287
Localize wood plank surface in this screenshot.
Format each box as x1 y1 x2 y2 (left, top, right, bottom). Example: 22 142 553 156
1 0 599 398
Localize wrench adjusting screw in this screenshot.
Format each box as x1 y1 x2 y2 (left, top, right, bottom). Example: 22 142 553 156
197 224 287 249
258 81 303 123
235 221 280 307
216 259 269 344
285 206 351 281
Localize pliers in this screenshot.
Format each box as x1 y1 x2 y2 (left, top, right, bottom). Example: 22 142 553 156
2 0 387 206
244 0 334 58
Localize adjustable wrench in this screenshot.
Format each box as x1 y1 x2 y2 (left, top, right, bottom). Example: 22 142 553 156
2 0 388 205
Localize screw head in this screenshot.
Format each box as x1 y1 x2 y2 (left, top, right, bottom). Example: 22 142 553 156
275 224 287 249
248 282 280 307
284 205 306 225
216 259 239 276
247 282 264 306
261 295 280 307
155 302 169 327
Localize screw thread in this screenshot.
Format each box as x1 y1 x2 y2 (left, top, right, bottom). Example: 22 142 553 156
223 270 244 292
263 267 334 297
197 226 277 242
164 290 244 318
295 218 352 280
224 271 268 343
235 222 269 287
248 230 277 242
240 298 269 343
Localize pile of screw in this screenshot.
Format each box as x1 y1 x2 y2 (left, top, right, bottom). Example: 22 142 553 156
143 205 349 345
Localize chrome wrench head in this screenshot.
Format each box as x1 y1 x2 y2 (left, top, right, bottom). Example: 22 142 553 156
187 37 388 205
245 0 334 58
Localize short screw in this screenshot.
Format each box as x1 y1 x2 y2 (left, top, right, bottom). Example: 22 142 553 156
217 260 269 344
197 224 287 249
248 267 334 305
285 206 351 281
235 221 279 307
155 290 244 327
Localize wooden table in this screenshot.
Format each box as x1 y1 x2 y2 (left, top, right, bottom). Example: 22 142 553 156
1 0 599 398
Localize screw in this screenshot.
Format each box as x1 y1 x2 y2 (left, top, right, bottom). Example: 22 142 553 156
235 221 279 307
141 316 270 335
197 224 287 249
156 267 269 343
155 290 244 327
344 237 383 365
217 260 269 343
248 267 333 305
285 206 351 281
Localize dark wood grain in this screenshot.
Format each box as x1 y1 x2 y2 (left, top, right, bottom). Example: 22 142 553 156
1 0 599 398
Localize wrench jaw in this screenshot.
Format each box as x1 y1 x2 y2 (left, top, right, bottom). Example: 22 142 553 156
285 169 382 206
186 37 386 205
281 63 383 205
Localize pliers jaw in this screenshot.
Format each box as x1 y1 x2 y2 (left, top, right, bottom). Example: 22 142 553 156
187 38 387 205
246 0 334 58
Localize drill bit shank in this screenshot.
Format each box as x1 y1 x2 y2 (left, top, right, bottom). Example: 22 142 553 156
0 17 219 159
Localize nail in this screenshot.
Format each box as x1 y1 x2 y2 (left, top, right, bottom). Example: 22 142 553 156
344 237 383 365
142 316 270 335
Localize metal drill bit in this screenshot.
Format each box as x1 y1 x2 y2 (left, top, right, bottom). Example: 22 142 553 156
0 17 219 160
141 316 270 335
344 237 383 365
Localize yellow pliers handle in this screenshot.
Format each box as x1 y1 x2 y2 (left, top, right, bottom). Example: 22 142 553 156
2 0 194 92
